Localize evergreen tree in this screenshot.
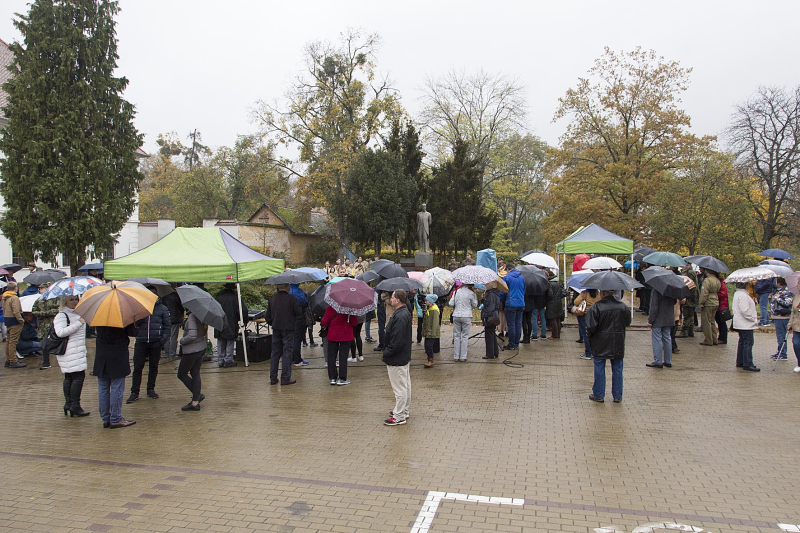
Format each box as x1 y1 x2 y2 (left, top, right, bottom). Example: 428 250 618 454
0 0 142 268
384 120 426 254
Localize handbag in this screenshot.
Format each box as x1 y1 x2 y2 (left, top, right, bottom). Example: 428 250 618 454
719 307 733 322
42 312 70 356
485 313 500 327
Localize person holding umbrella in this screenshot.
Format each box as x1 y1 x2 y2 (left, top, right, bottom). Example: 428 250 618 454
732 282 760 372
383 290 413 426
449 283 478 361
266 284 303 385
321 302 358 385
769 277 793 361
177 309 209 411
698 269 721 346
646 278 679 369
53 295 89 417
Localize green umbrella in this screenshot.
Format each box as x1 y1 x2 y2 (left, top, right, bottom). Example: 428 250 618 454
642 252 687 268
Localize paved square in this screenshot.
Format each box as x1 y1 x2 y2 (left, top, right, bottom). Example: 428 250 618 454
1 318 798 532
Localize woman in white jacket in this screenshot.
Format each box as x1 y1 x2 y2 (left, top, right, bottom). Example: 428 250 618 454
449 284 478 361
53 295 89 416
731 282 759 372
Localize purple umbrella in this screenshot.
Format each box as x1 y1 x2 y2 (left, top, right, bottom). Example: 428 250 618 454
324 278 378 315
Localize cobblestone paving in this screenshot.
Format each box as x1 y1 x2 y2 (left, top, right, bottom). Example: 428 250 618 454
1 319 798 532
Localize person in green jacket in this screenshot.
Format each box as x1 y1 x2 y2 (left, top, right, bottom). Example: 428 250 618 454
698 269 721 346
677 266 700 338
422 294 440 368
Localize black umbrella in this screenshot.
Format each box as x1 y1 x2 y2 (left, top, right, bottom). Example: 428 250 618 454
633 247 658 262
583 270 643 291
514 266 549 295
371 261 408 279
309 284 329 318
25 269 67 285
263 270 320 285
127 277 175 297
77 263 104 273
520 249 546 258
683 255 730 274
356 270 381 283
375 277 423 293
175 284 225 330
0 263 22 273
642 267 690 300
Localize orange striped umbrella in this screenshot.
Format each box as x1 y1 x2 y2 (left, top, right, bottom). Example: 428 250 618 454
74 281 158 328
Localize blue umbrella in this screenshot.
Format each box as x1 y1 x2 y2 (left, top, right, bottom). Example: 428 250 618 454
567 271 593 291
77 263 104 273
293 267 329 280
759 248 794 260
623 260 640 270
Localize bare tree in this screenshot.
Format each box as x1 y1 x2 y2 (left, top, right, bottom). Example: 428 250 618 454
727 86 800 249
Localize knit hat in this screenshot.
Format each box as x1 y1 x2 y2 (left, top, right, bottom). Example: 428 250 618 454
425 294 438 304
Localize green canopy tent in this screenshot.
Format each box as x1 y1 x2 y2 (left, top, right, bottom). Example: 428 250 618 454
105 227 285 365
555 224 635 317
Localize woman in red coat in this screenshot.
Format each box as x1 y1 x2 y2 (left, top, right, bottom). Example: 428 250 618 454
715 275 729 344
321 307 358 386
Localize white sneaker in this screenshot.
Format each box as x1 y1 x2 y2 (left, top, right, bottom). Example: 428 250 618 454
330 379 336 385
346 357 357 363
336 379 351 386
794 366 800 373
358 356 364 362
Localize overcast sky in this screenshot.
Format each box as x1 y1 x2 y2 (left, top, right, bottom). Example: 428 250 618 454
2 0 800 157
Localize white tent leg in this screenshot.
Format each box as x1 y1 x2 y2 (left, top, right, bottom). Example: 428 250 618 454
562 253 568 310
237 282 249 367
630 254 634 319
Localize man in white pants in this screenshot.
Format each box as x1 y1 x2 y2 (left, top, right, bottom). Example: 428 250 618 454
383 289 412 426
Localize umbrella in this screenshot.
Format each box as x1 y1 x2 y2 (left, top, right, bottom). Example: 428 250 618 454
642 251 687 268
40 276 104 300
126 277 175 297
583 257 623 270
263 270 320 285
77 263 104 273
520 252 558 269
309 285 330 317
759 248 794 260
74 280 157 328
0 268 12 276
371 261 408 279
572 253 591 272
490 277 510 293
679 275 696 290
324 278 378 315
622 260 640 270
520 249 546 258
758 262 793 278
583 271 643 291
375 277 424 293
451 265 498 285
327 276 350 284
642 267 691 300
633 247 658 261
293 267 329 281
175 284 226 330
0 263 22 273
514 266 549 295
0 280 7 290
567 270 594 291
24 269 67 285
684 255 730 273
423 267 455 291
726 266 777 283
356 270 381 283
785 271 800 294
407 271 429 282
20 294 41 313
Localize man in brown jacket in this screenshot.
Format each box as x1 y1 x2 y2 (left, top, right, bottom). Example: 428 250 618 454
698 269 721 346
3 282 26 368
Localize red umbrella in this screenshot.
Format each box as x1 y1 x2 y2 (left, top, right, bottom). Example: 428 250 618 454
572 254 590 272
324 278 377 315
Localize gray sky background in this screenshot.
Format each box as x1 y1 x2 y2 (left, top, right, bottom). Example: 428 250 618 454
2 0 800 157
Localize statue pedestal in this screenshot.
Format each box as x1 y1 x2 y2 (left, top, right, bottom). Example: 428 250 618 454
414 252 433 270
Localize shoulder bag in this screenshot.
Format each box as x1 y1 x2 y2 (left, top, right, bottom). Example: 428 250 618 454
42 312 70 356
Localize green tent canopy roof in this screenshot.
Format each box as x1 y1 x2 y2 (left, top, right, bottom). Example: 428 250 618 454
555 223 634 255
104 227 284 282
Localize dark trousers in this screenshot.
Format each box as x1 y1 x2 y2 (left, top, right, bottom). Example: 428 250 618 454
131 340 161 395
548 318 562 339
377 304 386 348
292 316 305 363
177 349 203 402
416 316 423 343
271 329 294 382
522 310 532 341
63 370 86 409
305 323 315 344
640 289 651 313
715 309 728 343
671 324 678 351
484 325 499 358
327 340 349 380
680 306 696 335
736 329 754 367
424 338 436 358
350 324 363 358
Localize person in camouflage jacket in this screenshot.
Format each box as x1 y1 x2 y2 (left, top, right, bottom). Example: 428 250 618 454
32 296 60 340
677 266 700 337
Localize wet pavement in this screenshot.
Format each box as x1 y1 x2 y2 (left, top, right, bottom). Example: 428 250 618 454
1 316 799 532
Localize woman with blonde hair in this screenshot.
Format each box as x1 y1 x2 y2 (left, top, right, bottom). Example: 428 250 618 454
53 295 89 417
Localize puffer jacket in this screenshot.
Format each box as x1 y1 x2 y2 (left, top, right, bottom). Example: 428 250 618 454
422 304 441 338
732 289 758 330
53 307 87 373
179 312 208 354
585 295 631 359
502 270 525 308
134 301 171 345
448 286 478 318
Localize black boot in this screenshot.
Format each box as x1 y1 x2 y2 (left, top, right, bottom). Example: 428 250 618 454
69 376 90 417
63 377 72 416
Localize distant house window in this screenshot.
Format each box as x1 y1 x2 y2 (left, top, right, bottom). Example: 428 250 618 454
103 246 114 260
11 251 23 266
61 255 71 268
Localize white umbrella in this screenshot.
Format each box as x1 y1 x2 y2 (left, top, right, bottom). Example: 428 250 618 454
583 257 622 270
451 265 498 285
785 271 800 295
423 267 454 296
726 266 777 283
520 252 558 269
758 260 793 278
20 294 41 313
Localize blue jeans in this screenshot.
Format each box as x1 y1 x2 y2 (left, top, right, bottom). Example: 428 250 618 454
593 358 623 400
758 293 771 324
736 329 755 367
505 306 524 347
577 315 591 356
97 376 126 424
774 319 789 357
651 326 672 365
531 308 545 338
793 331 800 365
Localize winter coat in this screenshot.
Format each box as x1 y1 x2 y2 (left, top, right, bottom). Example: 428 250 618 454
585 295 631 359
683 269 700 306
214 288 249 339
53 307 87 374
33 297 60 340
573 290 602 315
289 284 309 308
732 289 758 330
648 290 678 328
769 286 794 320
321 307 358 342
179 312 208 354
481 288 501 322
698 274 721 308
134 301 171 345
93 324 137 379
791 293 800 331
21 285 39 296
545 280 565 320
422 303 441 338
502 270 525 308
266 291 302 331
2 291 22 326
448 286 478 318
755 278 777 296
718 282 729 311
382 306 412 366
161 291 184 324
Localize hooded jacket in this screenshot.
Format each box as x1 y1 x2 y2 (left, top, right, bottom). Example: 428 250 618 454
179 312 208 354
586 295 631 359
2 291 23 326
134 300 171 345
502 270 525 308
53 307 87 374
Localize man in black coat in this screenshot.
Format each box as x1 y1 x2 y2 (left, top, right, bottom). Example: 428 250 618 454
382 289 412 426
214 283 248 368
266 284 302 385
127 290 171 403
586 291 631 403
647 288 678 369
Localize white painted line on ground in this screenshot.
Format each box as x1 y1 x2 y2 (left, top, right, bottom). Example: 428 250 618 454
410 490 524 533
